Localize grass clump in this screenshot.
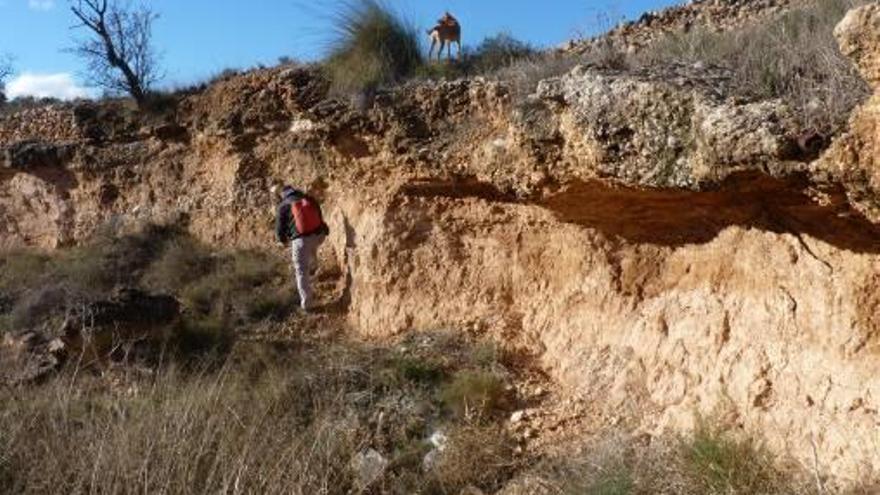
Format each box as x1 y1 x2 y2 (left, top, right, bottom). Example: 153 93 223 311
467 32 537 74
585 470 635 495
388 354 446 386
474 0 870 131
165 317 234 360
683 423 780 495
325 0 422 94
439 369 508 419
0 250 50 295
429 424 518 493
54 223 181 298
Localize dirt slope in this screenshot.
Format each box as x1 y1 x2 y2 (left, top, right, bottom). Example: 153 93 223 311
3 2 880 488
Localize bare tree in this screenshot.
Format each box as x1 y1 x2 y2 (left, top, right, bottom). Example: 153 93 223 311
69 0 161 106
0 54 14 104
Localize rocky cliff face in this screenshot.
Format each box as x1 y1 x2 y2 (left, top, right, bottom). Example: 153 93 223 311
820 3 880 223
3 2 880 488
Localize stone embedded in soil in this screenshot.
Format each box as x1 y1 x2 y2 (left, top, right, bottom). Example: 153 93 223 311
510 410 526 424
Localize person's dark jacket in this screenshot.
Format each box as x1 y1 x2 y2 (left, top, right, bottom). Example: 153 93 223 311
276 190 330 244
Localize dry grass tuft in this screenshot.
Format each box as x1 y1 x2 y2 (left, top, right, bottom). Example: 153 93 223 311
324 0 422 94
429 424 518 493
439 370 509 420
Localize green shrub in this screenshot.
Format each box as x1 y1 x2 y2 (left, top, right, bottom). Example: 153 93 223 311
439 370 507 419
389 355 446 385
415 33 537 81
683 423 779 494
468 33 537 73
468 340 505 369
324 0 422 93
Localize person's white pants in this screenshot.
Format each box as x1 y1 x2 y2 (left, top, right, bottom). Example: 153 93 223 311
291 234 326 310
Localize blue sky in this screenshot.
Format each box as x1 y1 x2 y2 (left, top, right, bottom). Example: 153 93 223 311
0 0 681 99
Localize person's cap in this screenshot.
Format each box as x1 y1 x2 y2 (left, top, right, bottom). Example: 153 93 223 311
282 185 305 197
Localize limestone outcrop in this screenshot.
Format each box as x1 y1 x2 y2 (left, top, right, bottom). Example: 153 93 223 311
532 64 801 189
819 3 880 223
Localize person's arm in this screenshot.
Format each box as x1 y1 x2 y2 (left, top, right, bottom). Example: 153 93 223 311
276 202 290 244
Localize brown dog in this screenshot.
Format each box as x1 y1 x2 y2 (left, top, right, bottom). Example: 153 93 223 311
428 12 461 61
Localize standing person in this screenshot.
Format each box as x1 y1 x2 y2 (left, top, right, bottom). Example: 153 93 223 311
276 185 330 312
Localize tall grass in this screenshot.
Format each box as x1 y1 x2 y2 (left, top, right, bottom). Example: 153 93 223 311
0 337 521 494
0 360 361 494
324 0 422 94
632 0 871 133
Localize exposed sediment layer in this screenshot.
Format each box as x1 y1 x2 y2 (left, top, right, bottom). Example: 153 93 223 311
3 3 880 487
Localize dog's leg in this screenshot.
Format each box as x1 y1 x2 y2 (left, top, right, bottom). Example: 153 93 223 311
439 40 446 61
428 37 436 60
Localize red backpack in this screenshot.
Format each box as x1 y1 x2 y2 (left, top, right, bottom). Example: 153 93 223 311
291 198 322 236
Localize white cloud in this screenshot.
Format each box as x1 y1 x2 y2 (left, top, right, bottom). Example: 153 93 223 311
7 73 91 100
28 0 54 11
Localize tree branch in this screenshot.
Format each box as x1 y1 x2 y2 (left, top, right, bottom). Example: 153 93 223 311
68 0 160 106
